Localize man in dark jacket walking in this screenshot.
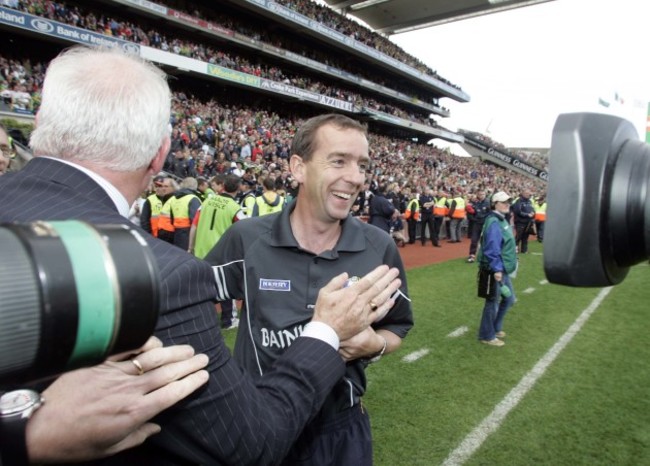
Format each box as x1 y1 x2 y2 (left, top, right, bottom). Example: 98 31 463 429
467 190 490 262
511 189 535 254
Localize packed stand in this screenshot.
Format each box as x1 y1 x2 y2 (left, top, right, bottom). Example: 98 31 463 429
273 0 463 91
0 54 45 113
7 0 446 122
462 130 549 171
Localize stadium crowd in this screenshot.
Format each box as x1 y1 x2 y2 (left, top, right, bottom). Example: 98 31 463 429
462 130 549 171
3 0 449 122
0 54 44 112
2 1 546 249
146 94 547 252
273 0 463 91
1 52 545 211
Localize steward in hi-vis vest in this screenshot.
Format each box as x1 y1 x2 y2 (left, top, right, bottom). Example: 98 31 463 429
447 191 466 243
404 197 420 221
141 175 175 237
145 192 163 236
252 177 284 217
158 177 201 251
193 176 245 258
405 194 420 244
239 180 257 218
532 195 547 243
449 196 466 219
433 196 448 217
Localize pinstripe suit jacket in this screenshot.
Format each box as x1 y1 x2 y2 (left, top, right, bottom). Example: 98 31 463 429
0 158 346 465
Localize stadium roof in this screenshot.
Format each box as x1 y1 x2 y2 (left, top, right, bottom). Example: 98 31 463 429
322 0 555 35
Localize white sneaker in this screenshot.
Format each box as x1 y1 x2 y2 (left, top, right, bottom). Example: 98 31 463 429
480 338 505 347
224 318 239 330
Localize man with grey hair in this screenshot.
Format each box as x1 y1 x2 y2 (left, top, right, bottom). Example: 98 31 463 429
0 47 401 464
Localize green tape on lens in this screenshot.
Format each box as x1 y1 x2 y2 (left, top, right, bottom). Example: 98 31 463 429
49 221 117 366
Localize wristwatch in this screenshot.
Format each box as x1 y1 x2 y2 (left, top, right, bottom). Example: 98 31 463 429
0 389 43 466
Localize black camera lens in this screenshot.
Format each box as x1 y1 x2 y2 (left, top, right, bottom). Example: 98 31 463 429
0 221 159 386
544 113 650 286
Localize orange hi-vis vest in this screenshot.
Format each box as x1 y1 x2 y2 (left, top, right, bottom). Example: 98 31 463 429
433 197 448 217
533 200 547 221
451 197 466 219
157 197 175 235
170 194 197 229
405 198 420 221
146 193 163 237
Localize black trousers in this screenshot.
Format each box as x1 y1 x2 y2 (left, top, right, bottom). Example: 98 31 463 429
407 219 418 243
535 220 545 241
420 213 435 245
432 216 444 245
515 222 532 253
219 299 235 327
281 404 372 466
469 221 484 256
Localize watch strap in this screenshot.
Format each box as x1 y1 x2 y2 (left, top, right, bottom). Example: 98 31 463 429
0 390 41 466
0 411 30 466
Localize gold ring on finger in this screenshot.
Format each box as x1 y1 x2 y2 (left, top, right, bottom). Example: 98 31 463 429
131 358 145 376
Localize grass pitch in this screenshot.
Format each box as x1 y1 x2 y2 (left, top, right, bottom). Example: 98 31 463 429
223 241 650 465
368 241 650 465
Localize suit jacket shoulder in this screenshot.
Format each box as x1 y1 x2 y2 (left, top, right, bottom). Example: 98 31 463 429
0 158 345 465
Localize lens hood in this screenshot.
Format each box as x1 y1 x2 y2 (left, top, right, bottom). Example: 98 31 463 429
544 113 649 286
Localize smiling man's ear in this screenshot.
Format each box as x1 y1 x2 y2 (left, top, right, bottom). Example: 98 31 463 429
290 154 305 184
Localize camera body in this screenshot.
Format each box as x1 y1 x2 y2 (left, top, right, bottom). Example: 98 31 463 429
544 113 650 286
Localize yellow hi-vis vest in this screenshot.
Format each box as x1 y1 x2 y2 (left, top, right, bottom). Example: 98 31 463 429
451 197 466 219
158 197 175 235
146 193 163 237
405 198 420 221
170 194 199 229
433 197 448 216
533 200 547 221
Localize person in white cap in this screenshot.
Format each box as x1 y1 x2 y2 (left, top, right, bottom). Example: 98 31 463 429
476 191 517 347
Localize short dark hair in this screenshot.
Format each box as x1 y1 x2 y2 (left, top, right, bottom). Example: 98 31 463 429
262 176 276 191
210 174 225 186
223 174 240 193
291 114 366 162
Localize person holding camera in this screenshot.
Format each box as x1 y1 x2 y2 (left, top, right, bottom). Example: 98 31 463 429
0 46 401 465
477 191 517 347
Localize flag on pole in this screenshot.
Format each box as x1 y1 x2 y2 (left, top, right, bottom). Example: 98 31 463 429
598 97 610 108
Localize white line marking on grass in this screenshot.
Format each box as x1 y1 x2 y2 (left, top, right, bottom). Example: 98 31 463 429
532 252 543 256
539 279 548 285
402 349 430 363
523 287 535 294
441 287 613 466
447 326 469 338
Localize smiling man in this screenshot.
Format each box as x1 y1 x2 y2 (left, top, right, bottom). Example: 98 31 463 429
206 114 413 465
